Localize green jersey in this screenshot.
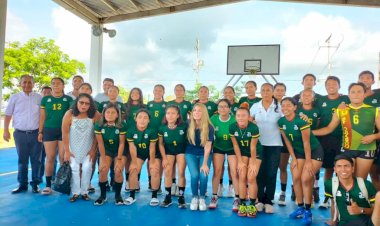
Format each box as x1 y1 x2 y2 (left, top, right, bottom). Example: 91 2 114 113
98 101 126 114
325 178 376 226
125 104 143 126
147 100 167 128
336 104 378 151
364 91 380 107
41 95 73 128
278 116 320 155
127 124 158 160
230 102 240 115
296 105 320 130
229 121 262 157
316 95 350 137
211 114 236 151
167 100 192 122
192 100 217 117
238 96 262 109
94 122 127 157
158 124 187 155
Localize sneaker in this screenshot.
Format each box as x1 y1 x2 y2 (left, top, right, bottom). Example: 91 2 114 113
255 202 264 212
178 196 187 209
232 198 240 212
199 198 207 211
88 185 95 193
217 184 224 197
124 196 136 205
265 204 274 214
319 198 330 209
94 197 107 206
302 209 312 225
31 184 40 193
289 207 305 219
246 204 257 218
124 182 130 192
171 183 177 194
227 184 234 198
209 195 218 209
278 193 286 206
41 187 52 195
115 196 124 205
238 204 247 217
291 186 296 201
160 195 172 207
150 197 159 206
190 197 199 211
313 187 320 203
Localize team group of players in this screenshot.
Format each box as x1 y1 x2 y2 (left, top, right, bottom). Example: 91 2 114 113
6 70 380 225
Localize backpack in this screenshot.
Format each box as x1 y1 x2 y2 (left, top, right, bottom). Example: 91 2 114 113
53 162 72 195
331 177 370 222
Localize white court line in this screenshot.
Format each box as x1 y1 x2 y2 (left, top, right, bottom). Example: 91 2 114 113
0 168 31 177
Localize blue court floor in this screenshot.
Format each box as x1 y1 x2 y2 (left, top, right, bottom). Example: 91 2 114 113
0 147 330 226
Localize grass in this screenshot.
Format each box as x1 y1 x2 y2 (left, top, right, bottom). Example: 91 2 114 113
0 128 16 149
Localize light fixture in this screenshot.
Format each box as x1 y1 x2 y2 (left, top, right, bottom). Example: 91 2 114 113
103 27 116 38
91 25 117 38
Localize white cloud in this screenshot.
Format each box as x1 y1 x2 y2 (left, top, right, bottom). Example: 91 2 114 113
5 11 30 43
51 7 91 71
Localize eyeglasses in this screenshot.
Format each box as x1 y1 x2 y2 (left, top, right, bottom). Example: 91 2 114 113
78 101 90 106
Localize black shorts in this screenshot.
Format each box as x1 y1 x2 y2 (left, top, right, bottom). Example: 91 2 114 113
105 151 118 158
241 151 262 160
154 142 162 159
123 144 130 156
213 147 235 156
374 142 380 166
280 137 289 154
318 135 342 169
43 127 62 142
340 149 376 160
294 145 324 162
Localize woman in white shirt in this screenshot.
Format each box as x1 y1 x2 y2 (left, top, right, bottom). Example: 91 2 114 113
250 83 283 214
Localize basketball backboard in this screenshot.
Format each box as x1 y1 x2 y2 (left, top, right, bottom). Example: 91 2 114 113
227 45 280 75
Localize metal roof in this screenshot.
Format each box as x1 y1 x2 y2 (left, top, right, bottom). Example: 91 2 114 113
53 0 380 25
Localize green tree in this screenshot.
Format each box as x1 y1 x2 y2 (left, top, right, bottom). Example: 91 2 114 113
185 81 220 102
3 37 85 100
118 86 130 103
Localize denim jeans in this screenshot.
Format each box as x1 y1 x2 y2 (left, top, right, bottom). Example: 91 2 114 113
257 146 282 203
185 153 212 197
13 130 42 186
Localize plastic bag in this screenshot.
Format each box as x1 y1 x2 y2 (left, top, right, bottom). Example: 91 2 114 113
53 162 72 195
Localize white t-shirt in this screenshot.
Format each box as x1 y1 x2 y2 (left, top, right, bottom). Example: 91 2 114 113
250 100 283 146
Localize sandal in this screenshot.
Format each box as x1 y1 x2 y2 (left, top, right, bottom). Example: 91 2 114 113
82 194 91 201
41 187 52 195
70 194 80 202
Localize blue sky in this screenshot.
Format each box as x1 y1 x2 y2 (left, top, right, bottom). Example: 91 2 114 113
6 0 380 98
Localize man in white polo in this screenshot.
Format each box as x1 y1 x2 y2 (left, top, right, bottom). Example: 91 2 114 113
3 74 43 194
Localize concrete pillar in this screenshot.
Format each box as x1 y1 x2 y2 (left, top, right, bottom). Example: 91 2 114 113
0 0 8 115
89 25 103 95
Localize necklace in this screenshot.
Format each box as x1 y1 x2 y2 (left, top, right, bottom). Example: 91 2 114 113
239 126 248 138
168 124 177 129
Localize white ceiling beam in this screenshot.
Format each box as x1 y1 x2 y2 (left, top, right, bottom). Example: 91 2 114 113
53 0 100 24
103 0 245 23
100 0 119 12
